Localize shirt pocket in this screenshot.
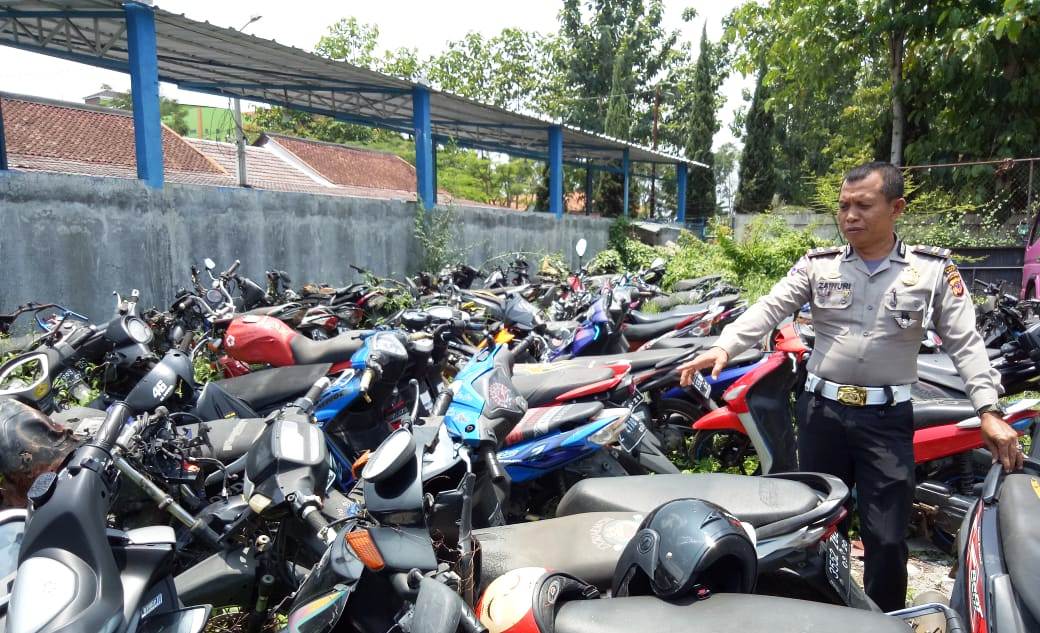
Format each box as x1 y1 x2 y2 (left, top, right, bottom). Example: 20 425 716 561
882 293 927 340
812 281 854 335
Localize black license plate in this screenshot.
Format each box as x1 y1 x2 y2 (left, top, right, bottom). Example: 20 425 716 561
689 371 711 399
620 414 648 453
822 531 852 603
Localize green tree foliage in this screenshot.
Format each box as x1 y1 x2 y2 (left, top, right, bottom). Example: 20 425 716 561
106 89 190 136
680 25 726 218
734 69 776 213
714 142 741 212
725 0 1040 205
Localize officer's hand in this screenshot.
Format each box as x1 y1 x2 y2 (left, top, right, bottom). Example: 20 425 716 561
679 347 729 384
980 412 1023 472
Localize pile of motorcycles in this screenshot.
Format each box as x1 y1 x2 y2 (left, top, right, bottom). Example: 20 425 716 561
0 241 1036 633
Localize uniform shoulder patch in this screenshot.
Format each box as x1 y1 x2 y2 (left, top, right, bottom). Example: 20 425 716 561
910 245 952 259
805 246 843 259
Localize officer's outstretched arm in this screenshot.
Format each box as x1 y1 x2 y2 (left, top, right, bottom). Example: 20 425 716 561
930 261 1002 410
713 256 813 359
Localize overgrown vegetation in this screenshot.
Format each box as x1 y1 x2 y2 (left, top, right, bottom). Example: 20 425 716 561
413 206 463 273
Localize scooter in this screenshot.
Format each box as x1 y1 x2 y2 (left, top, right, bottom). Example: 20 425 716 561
951 457 1040 633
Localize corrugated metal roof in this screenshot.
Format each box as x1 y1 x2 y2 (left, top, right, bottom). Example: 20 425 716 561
0 0 704 170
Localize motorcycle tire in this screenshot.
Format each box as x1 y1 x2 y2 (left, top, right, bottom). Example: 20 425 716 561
688 429 761 476
650 397 706 457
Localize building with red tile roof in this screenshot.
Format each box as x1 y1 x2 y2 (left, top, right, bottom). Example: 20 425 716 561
256 133 418 191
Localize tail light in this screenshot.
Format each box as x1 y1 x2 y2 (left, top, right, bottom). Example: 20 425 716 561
323 316 339 330
820 507 848 542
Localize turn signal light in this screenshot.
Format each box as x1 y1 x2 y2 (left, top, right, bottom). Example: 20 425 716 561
346 530 385 571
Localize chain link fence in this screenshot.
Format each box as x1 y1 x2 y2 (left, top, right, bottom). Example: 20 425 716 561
901 157 1039 246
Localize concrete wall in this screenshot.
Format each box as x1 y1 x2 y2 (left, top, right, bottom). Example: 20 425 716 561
0 171 609 320
732 212 840 242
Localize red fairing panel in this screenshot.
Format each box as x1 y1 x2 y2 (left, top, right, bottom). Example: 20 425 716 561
224 315 298 366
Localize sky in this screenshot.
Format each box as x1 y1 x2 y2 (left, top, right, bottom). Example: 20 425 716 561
0 0 752 151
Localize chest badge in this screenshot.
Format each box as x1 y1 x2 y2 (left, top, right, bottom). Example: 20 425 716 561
900 266 920 286
894 311 917 329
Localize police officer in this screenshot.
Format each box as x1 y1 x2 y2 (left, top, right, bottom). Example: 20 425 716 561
678 161 1022 612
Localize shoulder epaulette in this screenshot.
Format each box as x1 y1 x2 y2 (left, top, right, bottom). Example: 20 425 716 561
805 246 843 259
910 245 952 259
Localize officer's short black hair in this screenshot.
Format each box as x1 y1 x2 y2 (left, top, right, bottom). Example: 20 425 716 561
842 161 904 200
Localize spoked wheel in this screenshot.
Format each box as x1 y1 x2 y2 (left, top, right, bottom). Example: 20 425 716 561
689 430 761 475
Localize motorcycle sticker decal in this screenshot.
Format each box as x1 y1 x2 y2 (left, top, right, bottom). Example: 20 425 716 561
589 517 640 552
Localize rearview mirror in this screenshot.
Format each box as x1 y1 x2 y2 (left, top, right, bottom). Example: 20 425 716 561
575 238 588 258
204 258 216 271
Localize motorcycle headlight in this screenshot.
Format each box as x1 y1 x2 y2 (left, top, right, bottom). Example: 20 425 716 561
125 317 154 345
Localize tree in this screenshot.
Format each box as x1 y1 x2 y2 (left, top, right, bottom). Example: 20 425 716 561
714 142 740 213
734 68 776 214
681 24 725 218
106 89 190 136
314 18 381 67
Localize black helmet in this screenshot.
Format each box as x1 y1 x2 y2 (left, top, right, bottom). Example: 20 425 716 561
611 498 757 599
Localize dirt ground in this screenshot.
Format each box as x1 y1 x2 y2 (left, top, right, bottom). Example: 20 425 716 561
849 536 956 627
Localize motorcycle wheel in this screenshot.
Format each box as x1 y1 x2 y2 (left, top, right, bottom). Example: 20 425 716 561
688 429 761 476
650 398 705 456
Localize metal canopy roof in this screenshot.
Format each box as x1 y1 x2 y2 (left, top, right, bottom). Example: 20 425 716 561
0 0 699 168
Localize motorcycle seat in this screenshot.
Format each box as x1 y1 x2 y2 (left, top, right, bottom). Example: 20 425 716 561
556 474 820 528
475 512 641 592
911 399 977 430
554 595 910 633
644 334 719 350
623 316 692 343
726 348 765 368
545 320 580 338
915 366 967 397
213 363 332 412
516 349 687 375
628 304 709 325
672 274 722 291
999 473 1040 623
512 367 616 407
504 402 606 446
288 331 365 365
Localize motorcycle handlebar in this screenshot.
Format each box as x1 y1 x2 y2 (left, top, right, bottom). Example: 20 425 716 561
304 506 329 535
481 444 506 483
222 259 241 278
295 377 332 413
93 401 132 452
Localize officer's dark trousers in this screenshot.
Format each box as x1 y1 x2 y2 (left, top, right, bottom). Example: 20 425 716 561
795 392 915 612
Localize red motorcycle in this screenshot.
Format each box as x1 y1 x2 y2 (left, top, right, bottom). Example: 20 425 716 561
688 321 1040 549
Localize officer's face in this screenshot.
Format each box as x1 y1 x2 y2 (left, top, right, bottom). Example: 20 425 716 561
837 172 906 251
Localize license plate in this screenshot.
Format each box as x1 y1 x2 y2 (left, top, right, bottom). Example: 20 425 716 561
822 531 852 603
689 371 711 399
620 414 648 453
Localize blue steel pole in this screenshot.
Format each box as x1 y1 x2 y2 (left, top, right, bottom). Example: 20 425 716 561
124 2 164 188
412 87 435 209
548 125 563 217
622 148 630 217
676 162 688 224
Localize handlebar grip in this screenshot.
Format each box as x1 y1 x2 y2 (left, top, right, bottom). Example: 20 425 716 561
64 324 95 348
431 391 453 416
459 603 489 633
296 377 332 413
481 445 506 483
304 507 329 535
223 259 241 277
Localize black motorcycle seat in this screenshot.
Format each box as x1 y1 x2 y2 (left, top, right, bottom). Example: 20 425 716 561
911 399 977 430
504 402 606 446
554 595 909 633
623 316 692 342
916 366 967 396
556 474 819 528
673 274 722 292
475 512 641 592
999 473 1040 623
545 320 580 338
726 348 765 368
288 331 365 365
917 350 1001 375
213 363 332 412
645 334 719 350
628 304 709 325
511 367 616 406
515 349 686 375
